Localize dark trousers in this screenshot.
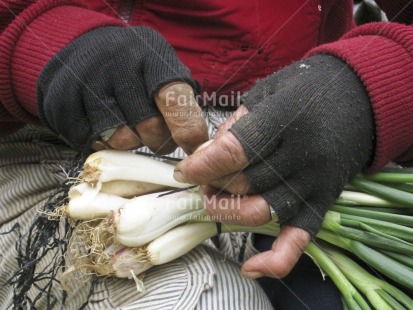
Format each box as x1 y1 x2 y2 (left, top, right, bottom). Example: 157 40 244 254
254 234 343 310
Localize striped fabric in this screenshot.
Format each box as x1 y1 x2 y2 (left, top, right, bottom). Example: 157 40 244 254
0 108 274 309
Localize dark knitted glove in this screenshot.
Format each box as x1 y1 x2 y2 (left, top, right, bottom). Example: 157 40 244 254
230 55 374 236
37 26 199 150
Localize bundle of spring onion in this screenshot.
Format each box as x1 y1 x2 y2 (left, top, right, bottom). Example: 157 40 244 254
60 150 413 309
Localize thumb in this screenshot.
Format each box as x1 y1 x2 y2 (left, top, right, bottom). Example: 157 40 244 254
241 225 310 279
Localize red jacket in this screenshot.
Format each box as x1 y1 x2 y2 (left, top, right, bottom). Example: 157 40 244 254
0 0 412 171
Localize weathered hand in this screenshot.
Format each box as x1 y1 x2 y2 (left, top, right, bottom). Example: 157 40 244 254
92 82 208 154
174 55 374 277
175 54 374 234
38 26 208 154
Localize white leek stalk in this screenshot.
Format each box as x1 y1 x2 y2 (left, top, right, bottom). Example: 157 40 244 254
337 190 400 207
100 179 169 197
113 190 204 247
81 224 216 279
81 150 191 188
98 220 278 278
145 221 277 265
66 183 128 220
147 222 217 265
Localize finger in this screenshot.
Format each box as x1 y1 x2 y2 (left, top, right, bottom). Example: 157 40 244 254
155 82 209 154
213 104 249 140
174 130 249 184
135 115 178 155
189 105 252 193
241 225 310 279
209 171 252 195
201 186 271 227
106 126 143 150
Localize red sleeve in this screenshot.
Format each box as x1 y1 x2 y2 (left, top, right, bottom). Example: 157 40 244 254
0 0 125 135
307 22 413 172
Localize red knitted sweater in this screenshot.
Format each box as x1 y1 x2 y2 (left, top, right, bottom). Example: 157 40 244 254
0 0 412 172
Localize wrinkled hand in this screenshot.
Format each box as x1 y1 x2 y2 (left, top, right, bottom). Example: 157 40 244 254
92 82 208 154
174 55 374 278
38 26 208 154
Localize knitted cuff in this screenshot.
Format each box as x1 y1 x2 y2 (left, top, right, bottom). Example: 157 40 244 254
307 22 413 172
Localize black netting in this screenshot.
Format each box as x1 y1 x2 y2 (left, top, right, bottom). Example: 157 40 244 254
1 153 96 310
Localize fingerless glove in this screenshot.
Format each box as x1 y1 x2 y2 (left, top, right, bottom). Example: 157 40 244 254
38 26 199 149
231 55 374 235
